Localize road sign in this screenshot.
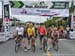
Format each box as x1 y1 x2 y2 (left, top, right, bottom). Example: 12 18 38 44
10 1 24 8
10 1 69 9
50 2 69 9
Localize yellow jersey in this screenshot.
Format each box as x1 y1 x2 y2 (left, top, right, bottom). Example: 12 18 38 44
27 28 33 36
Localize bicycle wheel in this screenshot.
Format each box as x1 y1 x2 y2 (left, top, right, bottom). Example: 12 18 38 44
52 42 55 48
31 38 35 52
15 40 20 53
55 42 58 51
31 45 36 52
43 40 47 52
15 43 18 53
43 44 46 52
43 43 47 52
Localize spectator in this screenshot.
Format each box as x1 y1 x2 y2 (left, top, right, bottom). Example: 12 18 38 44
66 25 70 39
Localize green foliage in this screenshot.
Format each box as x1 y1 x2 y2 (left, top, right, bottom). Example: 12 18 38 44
45 17 58 28
69 1 74 14
53 17 60 20
45 17 67 28
45 20 51 28
61 20 66 28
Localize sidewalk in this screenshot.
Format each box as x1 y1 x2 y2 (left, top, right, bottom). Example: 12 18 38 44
0 32 5 42
0 26 15 42
0 32 13 43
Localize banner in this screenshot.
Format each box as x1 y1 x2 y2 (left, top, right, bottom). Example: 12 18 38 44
11 8 69 17
10 1 69 17
10 1 69 9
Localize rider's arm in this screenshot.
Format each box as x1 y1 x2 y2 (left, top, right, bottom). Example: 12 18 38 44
13 31 16 39
45 28 47 35
33 27 36 37
51 32 54 38
57 31 59 39
15 27 18 35
22 27 24 36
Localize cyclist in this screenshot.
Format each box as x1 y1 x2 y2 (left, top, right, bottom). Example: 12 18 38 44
15 24 24 47
38 24 47 49
23 24 28 52
51 27 59 51
27 23 35 49
60 26 65 38
47 27 52 51
66 25 70 39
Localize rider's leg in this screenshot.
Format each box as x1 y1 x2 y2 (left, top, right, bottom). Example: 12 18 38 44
22 37 27 51
40 35 43 49
55 40 59 51
47 38 52 50
52 39 55 48
67 31 69 39
18 35 22 47
27 36 31 49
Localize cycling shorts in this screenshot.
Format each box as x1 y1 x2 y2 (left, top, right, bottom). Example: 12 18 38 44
39 35 44 42
28 35 33 40
18 35 23 39
23 33 28 38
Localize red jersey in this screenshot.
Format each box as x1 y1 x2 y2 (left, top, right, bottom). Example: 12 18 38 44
38 27 46 35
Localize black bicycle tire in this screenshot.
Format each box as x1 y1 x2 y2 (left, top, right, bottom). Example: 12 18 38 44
32 45 35 52
15 42 19 53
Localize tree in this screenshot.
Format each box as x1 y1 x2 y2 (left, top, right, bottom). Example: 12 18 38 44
44 17 58 28
69 0 74 14
61 20 66 28
45 20 52 28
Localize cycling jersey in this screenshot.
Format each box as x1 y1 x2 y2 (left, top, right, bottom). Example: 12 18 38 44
53 31 59 37
27 28 34 36
16 27 24 35
38 27 46 35
47 31 52 38
51 31 59 40
66 27 70 31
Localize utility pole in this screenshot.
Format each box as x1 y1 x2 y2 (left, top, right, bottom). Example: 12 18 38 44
1 0 4 32
71 0 74 30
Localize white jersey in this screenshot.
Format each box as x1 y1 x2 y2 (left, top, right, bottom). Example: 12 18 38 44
66 27 70 31
16 27 24 35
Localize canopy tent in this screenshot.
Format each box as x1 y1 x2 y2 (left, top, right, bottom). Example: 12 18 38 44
12 15 49 23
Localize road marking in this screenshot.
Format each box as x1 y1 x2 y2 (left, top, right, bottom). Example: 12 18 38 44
46 49 52 56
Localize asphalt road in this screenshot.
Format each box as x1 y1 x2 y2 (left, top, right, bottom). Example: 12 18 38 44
0 27 75 56
0 38 75 56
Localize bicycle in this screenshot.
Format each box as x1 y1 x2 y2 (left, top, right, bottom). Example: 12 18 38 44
42 36 47 52
15 37 22 53
31 37 36 52
52 38 59 51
